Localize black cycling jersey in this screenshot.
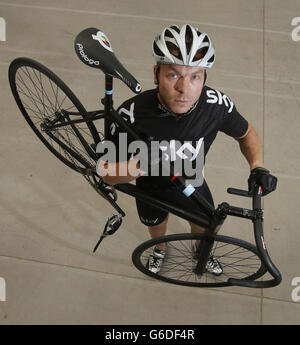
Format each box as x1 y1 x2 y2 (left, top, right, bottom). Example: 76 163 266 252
108 85 248 188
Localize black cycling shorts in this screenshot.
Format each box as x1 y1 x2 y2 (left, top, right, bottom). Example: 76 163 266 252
135 177 214 227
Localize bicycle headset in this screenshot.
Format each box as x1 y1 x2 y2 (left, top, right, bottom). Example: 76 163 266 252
152 24 215 120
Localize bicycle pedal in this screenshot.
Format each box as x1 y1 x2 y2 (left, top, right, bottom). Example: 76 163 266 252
106 214 123 233
93 214 123 253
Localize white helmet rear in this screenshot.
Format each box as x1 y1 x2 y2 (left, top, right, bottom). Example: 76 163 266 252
153 24 215 68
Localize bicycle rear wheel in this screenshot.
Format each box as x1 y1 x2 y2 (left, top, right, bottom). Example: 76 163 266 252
9 57 101 174
132 233 267 288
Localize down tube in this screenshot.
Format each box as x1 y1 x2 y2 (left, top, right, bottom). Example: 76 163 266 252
114 183 211 229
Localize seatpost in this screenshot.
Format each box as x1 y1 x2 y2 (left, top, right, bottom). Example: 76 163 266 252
104 75 113 138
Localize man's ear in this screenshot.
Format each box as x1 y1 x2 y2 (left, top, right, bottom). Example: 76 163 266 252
153 65 160 85
203 70 207 85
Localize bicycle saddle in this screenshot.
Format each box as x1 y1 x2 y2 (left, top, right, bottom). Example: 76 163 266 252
74 28 142 94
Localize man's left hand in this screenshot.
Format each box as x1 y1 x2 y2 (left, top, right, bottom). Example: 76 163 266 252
248 167 278 196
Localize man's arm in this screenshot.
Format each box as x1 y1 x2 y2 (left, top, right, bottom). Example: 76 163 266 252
235 123 278 196
235 123 263 170
97 159 143 185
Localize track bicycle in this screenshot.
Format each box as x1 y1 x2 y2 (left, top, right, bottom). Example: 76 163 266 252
8 28 282 288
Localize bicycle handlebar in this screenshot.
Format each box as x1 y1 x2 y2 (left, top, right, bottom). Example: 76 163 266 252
226 186 282 288
227 187 251 197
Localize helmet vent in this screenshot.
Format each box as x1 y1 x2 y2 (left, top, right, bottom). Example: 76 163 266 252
153 43 165 57
185 25 193 55
193 47 208 61
207 55 215 63
170 25 180 33
166 41 183 60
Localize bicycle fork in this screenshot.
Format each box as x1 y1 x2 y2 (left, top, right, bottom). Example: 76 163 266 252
193 204 228 276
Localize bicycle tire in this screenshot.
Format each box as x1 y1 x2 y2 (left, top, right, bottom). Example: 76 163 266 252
9 57 101 174
132 233 267 288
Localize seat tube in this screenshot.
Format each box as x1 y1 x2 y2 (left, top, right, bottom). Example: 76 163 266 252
104 75 113 138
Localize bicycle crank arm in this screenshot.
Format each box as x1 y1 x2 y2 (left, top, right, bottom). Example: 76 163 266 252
93 234 106 252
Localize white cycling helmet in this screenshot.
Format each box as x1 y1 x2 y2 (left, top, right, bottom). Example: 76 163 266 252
153 24 215 68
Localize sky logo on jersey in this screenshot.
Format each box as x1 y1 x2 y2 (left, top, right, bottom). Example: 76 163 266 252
118 103 135 123
159 139 204 162
206 89 234 113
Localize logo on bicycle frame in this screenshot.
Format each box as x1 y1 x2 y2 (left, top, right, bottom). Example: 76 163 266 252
92 30 114 52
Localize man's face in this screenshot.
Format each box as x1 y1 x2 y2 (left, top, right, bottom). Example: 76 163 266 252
154 64 205 114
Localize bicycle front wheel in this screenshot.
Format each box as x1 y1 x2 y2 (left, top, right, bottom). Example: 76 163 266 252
132 233 267 288
9 57 101 174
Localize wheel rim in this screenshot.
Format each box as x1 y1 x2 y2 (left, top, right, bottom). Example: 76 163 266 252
132 234 266 287
11 60 101 173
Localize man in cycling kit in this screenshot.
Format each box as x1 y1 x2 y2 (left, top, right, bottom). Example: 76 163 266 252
97 24 277 275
